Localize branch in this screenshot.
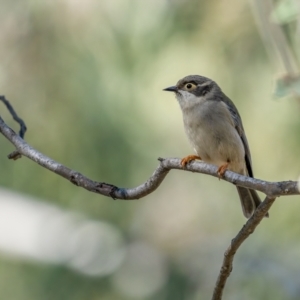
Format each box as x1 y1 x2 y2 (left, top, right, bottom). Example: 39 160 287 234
211 196 276 300
0 113 298 199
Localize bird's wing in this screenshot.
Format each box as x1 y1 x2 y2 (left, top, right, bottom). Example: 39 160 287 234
221 93 254 178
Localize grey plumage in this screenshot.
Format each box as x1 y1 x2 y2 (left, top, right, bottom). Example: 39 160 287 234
164 75 267 218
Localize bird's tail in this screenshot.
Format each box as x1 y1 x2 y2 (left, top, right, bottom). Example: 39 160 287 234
236 186 269 218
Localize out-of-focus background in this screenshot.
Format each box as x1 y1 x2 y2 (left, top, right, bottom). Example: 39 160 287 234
0 0 300 299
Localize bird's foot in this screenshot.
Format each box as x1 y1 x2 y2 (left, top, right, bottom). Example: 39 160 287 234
181 155 201 167
217 163 229 179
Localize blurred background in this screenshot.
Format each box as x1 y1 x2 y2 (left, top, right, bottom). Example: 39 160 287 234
0 0 300 299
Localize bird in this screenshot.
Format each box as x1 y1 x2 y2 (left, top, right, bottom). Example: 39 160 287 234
163 75 267 218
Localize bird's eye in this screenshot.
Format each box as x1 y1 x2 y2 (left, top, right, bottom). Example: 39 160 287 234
184 83 196 90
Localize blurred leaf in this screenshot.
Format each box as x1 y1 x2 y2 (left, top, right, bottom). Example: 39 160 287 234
271 0 299 24
274 74 300 98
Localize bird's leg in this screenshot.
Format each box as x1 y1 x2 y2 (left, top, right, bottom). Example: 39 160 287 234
181 155 201 167
217 163 229 179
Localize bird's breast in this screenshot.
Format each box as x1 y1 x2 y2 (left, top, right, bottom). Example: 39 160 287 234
182 101 245 173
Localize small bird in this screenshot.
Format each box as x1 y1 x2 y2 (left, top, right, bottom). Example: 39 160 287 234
164 75 266 218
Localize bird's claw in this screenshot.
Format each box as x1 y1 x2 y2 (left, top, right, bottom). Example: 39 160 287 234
181 155 201 167
217 163 229 179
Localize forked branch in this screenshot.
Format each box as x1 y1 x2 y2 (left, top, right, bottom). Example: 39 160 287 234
0 99 299 300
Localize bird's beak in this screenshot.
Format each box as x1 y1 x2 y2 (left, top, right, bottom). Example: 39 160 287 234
163 86 178 92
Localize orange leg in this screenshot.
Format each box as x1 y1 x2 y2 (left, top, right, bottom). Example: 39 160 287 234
217 163 229 179
181 155 201 167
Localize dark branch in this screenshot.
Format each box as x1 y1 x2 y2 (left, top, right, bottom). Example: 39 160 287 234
0 96 27 160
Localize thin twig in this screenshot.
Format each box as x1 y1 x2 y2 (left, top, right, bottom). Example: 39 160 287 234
0 96 27 138
0 96 27 160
